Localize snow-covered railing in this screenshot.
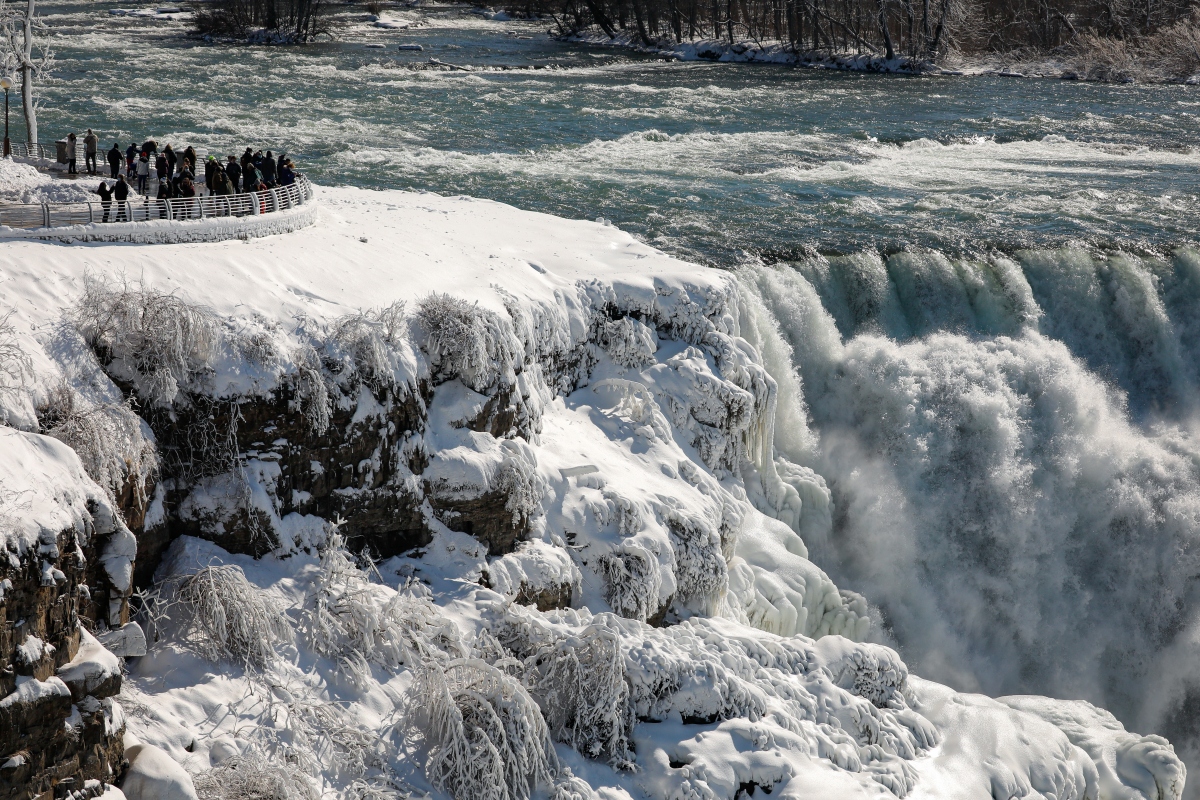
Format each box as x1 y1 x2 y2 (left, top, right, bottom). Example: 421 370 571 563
0 174 314 231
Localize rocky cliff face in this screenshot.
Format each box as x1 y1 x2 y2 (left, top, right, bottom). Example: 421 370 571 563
0 430 133 800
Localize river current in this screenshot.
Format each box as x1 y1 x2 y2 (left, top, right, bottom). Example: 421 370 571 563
29 2 1200 791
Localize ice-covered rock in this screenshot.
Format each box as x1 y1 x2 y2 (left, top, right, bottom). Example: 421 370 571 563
119 743 198 800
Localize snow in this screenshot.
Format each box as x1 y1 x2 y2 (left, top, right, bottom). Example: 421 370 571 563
0 675 71 708
58 628 123 697
120 742 199 800
0 183 1186 799
0 157 95 204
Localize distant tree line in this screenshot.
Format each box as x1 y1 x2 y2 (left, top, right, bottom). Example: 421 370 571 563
192 0 333 41
507 0 1200 65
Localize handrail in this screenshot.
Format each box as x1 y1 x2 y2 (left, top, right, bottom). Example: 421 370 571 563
0 174 314 231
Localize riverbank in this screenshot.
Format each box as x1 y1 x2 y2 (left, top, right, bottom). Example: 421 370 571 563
560 27 1200 82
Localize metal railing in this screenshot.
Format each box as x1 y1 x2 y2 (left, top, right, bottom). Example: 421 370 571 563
0 175 314 231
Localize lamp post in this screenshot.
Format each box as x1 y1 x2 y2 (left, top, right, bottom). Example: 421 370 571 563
0 76 11 158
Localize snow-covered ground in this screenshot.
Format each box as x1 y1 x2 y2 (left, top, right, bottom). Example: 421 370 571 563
0 184 1187 799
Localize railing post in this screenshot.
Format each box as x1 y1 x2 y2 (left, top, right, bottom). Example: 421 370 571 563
41 203 49 228
87 202 93 224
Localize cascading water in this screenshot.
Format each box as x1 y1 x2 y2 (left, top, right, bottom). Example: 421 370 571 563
738 245 1200 785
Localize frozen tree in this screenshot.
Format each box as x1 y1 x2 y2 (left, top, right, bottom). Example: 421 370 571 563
0 0 52 144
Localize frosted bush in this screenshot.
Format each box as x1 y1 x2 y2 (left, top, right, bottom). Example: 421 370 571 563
0 311 32 422
192 753 319 800
494 444 545 529
300 532 464 670
500 614 635 768
72 274 223 407
289 344 331 436
666 513 727 614
40 382 158 506
599 545 662 622
326 301 407 391
599 316 657 369
406 657 557 800
415 293 520 393
175 564 294 668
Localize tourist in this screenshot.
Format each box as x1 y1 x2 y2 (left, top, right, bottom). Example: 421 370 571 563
67 132 78 174
204 155 218 194
261 151 277 187
243 160 261 194
156 178 169 218
225 155 241 194
141 139 158 156
94 180 112 223
106 143 122 178
164 144 177 178
183 145 197 175
213 165 234 196
155 151 168 184
84 129 98 175
113 175 129 222
278 159 296 186
136 152 150 194
125 143 137 176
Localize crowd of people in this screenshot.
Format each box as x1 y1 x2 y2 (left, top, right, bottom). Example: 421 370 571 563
62 130 300 222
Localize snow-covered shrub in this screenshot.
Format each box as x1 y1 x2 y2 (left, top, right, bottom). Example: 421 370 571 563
406 657 558 800
289 343 331 436
666 513 727 615
501 612 634 768
192 753 319 800
494 444 545 529
300 532 464 670
599 545 662 622
72 274 223 407
175 564 294 668
415 293 520 393
39 382 158 506
599 316 657 369
326 301 407 391
0 311 31 423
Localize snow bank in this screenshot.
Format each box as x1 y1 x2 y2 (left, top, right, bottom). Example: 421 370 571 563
0 157 94 204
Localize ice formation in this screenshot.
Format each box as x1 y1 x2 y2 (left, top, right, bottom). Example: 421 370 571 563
0 186 1187 799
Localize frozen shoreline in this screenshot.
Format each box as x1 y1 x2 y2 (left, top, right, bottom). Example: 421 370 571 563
560 28 1200 82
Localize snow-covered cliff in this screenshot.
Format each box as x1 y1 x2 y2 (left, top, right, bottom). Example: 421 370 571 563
0 185 1186 799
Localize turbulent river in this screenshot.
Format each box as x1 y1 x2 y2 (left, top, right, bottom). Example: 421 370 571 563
33 0 1200 785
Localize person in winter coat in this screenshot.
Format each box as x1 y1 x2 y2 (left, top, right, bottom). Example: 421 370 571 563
278 160 296 187
242 162 260 194
113 175 130 222
84 129 98 175
67 132 78 174
213 166 234 196
164 144 177 178
136 153 150 194
107 144 122 178
155 152 168 183
94 180 112 222
183 146 197 175
224 155 241 194
204 156 218 194
261 151 277 187
125 143 137 176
